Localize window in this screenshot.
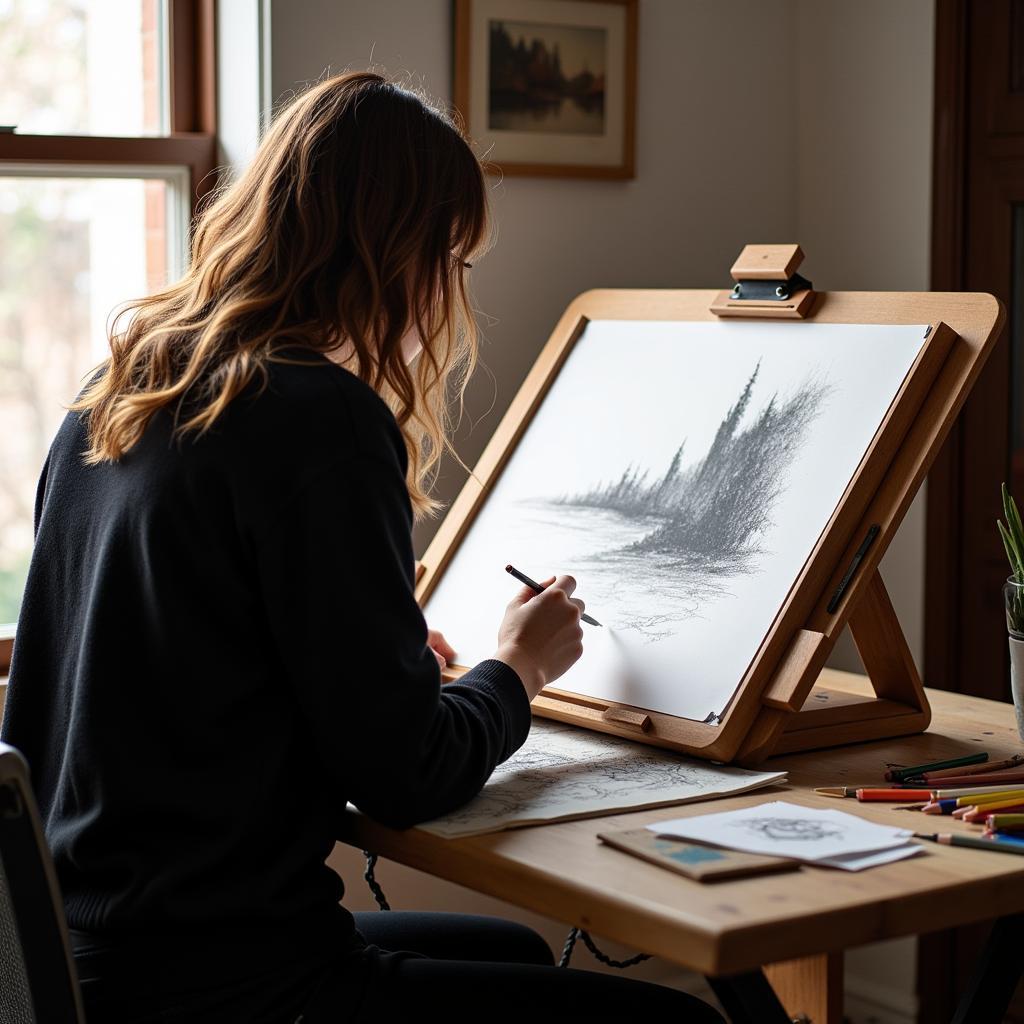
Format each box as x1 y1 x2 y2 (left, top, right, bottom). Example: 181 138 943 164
0 0 216 666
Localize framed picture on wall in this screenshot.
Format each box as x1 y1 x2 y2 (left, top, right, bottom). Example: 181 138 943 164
454 0 638 179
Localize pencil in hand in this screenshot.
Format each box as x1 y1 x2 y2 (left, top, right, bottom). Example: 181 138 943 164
505 564 602 626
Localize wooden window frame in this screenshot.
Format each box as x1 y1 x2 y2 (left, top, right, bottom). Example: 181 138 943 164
0 0 218 218
0 0 219 675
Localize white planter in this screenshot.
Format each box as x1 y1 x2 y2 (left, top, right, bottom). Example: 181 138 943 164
1009 635 1024 742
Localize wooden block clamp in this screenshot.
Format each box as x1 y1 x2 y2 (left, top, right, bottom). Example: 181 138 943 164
710 243 815 319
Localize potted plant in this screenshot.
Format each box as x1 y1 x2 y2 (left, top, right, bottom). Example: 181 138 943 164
997 482 1024 739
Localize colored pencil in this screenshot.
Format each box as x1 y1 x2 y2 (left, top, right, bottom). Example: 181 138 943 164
953 791 1024 809
986 824 1024 836
906 767 1024 788
952 800 1024 821
815 787 857 798
915 832 1024 855
885 752 989 783
932 785 1024 800
922 798 960 815
505 564 601 626
857 789 933 802
979 833 1024 848
909 754 1024 783
963 803 1024 824
985 813 1024 829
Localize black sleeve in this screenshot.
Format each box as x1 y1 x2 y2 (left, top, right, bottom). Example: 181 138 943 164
255 453 533 831
33 448 50 537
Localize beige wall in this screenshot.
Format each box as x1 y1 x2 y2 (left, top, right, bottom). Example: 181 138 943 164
793 1 935 1015
796 0 935 681
269 0 934 1013
270 0 934 676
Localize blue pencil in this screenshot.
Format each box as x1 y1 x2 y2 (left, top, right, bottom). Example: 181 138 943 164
922 798 960 815
982 832 1024 848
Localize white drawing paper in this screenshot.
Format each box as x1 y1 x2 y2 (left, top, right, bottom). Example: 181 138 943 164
424 320 929 721
405 718 787 838
646 800 914 863
814 844 924 872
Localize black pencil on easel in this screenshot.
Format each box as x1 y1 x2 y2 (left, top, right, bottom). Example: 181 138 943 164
505 564 602 627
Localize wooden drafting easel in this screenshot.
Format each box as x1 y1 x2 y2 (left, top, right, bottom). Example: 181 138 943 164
416 245 1005 766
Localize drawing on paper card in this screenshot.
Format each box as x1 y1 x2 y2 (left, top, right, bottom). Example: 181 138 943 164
731 816 847 843
414 719 787 838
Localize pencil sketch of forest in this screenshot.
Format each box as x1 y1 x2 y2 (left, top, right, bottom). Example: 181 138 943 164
521 363 833 641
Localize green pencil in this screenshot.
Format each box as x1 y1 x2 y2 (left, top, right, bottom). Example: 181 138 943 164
886 752 989 783
914 832 1024 855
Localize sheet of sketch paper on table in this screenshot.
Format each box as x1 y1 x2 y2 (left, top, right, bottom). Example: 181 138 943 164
383 718 786 839
424 320 929 721
646 800 922 871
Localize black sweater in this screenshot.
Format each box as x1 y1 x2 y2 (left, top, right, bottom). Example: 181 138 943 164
1 347 532 979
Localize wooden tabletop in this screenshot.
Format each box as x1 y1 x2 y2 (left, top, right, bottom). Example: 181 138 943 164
336 669 1024 977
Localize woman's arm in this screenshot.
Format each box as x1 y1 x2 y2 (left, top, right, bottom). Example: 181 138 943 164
255 452 533 831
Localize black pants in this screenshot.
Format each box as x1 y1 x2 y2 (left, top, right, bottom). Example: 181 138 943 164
301 911 725 1022
75 911 725 1022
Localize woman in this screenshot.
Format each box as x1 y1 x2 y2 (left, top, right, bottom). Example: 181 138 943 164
1 72 724 1022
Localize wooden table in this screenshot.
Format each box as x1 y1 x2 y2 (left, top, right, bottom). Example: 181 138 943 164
336 670 1024 1023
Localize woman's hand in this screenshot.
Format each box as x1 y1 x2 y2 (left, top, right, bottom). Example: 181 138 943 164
493 574 585 702
427 628 457 671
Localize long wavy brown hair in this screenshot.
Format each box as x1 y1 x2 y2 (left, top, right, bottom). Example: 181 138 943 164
71 71 490 518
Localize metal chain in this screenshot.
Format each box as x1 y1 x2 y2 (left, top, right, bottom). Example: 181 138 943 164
559 925 653 969
363 852 652 971
362 851 391 911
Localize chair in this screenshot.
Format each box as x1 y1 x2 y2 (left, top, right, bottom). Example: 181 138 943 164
0 740 86 1023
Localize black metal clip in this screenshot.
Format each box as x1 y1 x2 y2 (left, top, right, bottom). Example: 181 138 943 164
730 272 814 303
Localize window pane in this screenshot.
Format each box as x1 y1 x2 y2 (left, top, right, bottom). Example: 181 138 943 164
0 174 184 624
0 0 168 136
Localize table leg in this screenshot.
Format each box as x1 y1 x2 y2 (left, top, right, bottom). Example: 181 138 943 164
951 912 1024 1024
764 952 843 1024
707 970 793 1024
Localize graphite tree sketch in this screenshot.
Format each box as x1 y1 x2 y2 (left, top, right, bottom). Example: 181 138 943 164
532 363 833 639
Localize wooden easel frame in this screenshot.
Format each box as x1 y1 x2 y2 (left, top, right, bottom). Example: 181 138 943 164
416 288 1004 765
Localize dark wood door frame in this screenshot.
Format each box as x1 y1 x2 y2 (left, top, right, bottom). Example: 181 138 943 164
921 2 1024 1020
926 0 1017 702
924 0 969 701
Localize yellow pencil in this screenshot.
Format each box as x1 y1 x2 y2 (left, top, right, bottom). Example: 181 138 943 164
954 789 1024 808
956 798 1024 818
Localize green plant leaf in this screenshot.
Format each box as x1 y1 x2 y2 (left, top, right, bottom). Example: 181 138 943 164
999 519 1015 566
999 520 1024 581
1009 492 1024 553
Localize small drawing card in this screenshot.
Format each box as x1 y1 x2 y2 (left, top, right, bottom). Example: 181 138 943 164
646 800 915 862
597 828 799 882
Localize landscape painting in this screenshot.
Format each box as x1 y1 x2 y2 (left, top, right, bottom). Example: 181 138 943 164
488 20 606 135
423 320 928 722
455 0 637 178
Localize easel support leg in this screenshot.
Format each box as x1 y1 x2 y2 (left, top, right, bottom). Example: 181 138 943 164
847 569 928 712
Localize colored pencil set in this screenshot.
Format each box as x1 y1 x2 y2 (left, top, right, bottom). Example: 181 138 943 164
815 751 1024 856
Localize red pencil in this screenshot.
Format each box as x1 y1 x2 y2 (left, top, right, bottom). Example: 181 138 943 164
857 788 933 802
